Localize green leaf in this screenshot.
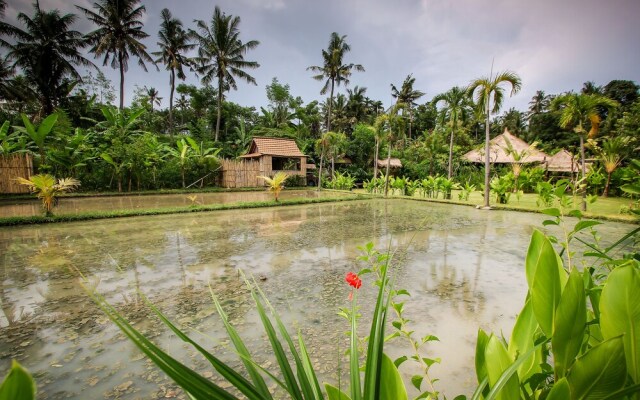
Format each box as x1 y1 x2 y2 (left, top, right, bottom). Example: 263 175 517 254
379 353 408 400
552 268 587 378
411 375 423 390
484 341 545 400
567 336 627 399
0 360 36 400
422 334 439 343
541 208 561 217
325 383 351 400
484 335 519 400
600 262 640 384
546 377 570 400
394 356 408 368
572 220 601 234
475 329 490 384
529 230 564 337
36 113 58 138
507 298 539 380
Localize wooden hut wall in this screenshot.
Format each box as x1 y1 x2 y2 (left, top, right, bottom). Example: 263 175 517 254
220 159 262 188
0 154 33 194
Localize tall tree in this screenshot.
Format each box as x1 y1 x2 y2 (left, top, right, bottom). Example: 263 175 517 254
391 74 425 139
581 81 603 95
551 93 618 209
307 32 364 132
527 90 550 118
3 3 94 114
78 0 155 110
152 8 194 137
191 6 260 142
432 86 471 179
468 70 522 208
145 87 162 112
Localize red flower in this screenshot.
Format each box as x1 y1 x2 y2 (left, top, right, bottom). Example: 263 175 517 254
345 272 362 289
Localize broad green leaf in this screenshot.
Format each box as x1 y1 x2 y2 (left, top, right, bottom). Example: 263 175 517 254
546 377 570 400
36 113 58 138
600 262 640 384
411 375 423 390
572 220 601 234
530 230 564 337
621 184 640 195
20 114 36 137
508 298 540 380
0 360 36 400
552 268 586 378
325 383 351 400
484 335 519 400
567 336 627 400
475 329 490 384
541 208 561 217
379 353 408 400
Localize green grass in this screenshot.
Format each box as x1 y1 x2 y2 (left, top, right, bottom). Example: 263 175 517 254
0 194 371 226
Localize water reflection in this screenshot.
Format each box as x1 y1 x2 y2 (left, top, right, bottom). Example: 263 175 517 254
0 199 635 398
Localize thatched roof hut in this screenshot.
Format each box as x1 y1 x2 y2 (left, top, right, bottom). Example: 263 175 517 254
546 149 578 173
463 129 549 164
376 158 402 168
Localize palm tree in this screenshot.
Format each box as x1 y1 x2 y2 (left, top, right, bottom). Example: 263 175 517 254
551 93 618 209
432 86 471 179
3 3 94 114
145 87 162 112
376 103 406 196
468 70 522 208
77 0 155 110
190 6 260 142
16 174 80 216
258 172 289 202
346 85 368 125
528 90 550 118
597 136 630 197
308 32 364 132
391 74 425 139
152 8 194 138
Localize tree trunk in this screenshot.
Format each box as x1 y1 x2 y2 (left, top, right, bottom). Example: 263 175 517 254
384 145 391 197
118 51 125 110
448 126 454 179
408 107 413 139
215 75 223 142
580 135 587 211
483 96 491 208
181 165 186 188
169 68 175 139
373 139 379 178
603 171 612 197
317 151 324 190
331 157 335 178
327 79 335 132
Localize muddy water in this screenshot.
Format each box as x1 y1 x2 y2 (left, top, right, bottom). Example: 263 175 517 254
0 190 351 217
0 199 634 399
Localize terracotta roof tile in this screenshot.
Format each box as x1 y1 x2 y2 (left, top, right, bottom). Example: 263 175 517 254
249 137 306 157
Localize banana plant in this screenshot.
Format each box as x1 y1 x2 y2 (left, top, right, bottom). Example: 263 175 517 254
14 113 58 166
166 138 193 188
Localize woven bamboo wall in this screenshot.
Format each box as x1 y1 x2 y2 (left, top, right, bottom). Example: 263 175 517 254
221 159 263 188
0 154 33 194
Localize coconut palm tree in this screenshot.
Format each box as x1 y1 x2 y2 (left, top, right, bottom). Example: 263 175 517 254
596 136 629 197
16 174 80 216
258 172 289 202
315 132 330 190
308 32 364 132
527 90 550 118
432 86 471 179
77 0 155 110
391 74 425 139
145 87 162 112
190 6 260 142
376 103 406 196
3 3 94 114
551 93 618 208
152 8 194 138
468 70 522 208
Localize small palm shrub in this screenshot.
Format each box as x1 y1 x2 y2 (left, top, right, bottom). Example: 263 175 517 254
15 174 80 216
258 172 289 202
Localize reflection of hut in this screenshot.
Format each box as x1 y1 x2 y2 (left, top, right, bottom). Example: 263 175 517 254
462 129 549 164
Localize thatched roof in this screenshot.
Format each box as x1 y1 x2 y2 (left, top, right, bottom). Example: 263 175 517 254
462 129 549 164
240 137 305 158
546 149 578 172
376 158 402 168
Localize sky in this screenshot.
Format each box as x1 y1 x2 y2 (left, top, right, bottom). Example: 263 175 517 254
4 0 640 114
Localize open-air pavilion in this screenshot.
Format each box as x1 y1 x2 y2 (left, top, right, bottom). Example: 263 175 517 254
462 129 549 165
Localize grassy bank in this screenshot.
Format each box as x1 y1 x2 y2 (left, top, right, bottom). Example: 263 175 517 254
0 194 370 226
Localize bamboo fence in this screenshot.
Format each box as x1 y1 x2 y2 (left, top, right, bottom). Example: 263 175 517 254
0 154 33 194
220 159 263 188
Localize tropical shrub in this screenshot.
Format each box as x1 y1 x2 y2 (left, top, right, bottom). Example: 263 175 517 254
15 174 80 216
489 174 514 204
458 182 476 201
519 166 545 193
324 171 356 190
258 171 289 202
586 166 606 195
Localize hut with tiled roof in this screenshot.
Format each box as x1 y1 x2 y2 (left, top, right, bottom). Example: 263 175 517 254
220 137 308 188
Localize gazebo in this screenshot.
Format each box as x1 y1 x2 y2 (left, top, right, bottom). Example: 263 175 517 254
462 129 549 164
546 149 579 173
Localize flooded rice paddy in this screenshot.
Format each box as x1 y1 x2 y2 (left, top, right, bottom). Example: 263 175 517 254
0 189 352 218
0 199 635 399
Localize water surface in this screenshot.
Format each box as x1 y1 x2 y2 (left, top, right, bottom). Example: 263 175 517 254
0 199 634 399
